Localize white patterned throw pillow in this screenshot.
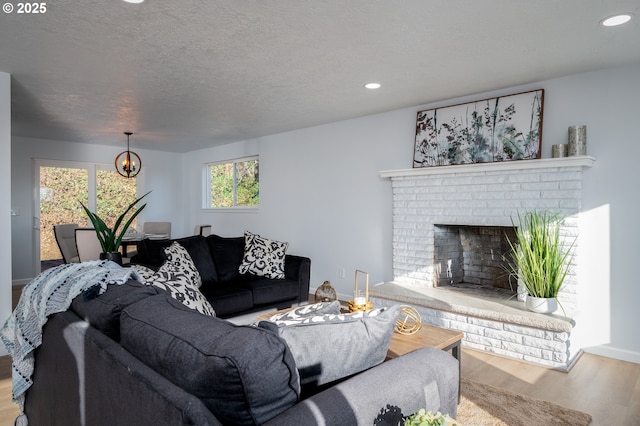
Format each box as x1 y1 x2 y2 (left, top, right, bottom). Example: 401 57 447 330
268 305 389 327
130 263 156 283
163 241 202 288
268 301 341 323
239 231 288 279
133 242 215 317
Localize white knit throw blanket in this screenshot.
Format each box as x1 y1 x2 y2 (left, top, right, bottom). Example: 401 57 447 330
0 260 137 423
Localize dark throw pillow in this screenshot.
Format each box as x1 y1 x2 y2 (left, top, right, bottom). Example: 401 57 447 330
173 235 218 284
135 238 172 268
207 234 246 282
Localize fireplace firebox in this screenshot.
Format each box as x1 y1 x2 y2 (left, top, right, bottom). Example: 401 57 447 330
433 225 517 292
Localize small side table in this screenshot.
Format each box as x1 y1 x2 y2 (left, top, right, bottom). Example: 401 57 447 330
386 324 463 401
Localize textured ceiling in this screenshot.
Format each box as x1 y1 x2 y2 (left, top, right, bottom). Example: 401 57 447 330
1 0 639 153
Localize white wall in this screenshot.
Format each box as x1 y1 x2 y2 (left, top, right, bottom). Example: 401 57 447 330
552 64 640 363
184 63 640 363
182 107 416 294
10 137 185 281
1 72 11 356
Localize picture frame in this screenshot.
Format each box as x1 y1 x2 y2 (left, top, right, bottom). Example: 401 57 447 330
413 89 544 168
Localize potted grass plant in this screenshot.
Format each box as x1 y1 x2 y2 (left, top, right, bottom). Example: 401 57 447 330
506 210 574 314
79 191 150 265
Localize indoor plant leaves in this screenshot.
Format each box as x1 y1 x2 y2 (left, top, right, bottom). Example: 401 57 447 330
79 191 151 254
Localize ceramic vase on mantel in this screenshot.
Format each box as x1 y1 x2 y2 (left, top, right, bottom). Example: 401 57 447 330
525 295 558 314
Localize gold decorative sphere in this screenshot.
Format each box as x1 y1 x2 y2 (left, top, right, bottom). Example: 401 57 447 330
394 305 422 335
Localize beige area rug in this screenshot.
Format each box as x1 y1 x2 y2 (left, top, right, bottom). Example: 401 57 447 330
457 378 592 425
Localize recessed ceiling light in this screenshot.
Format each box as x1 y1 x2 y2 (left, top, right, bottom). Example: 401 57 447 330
601 14 632 27
365 83 381 90
123 0 145 3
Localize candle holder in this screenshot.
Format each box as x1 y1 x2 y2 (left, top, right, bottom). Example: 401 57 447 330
348 270 373 313
552 144 567 158
568 125 587 156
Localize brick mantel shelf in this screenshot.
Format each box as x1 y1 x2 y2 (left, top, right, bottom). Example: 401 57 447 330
380 155 595 178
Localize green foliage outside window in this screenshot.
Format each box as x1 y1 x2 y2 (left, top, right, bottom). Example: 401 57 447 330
209 158 259 208
96 169 138 228
40 166 138 261
40 167 88 261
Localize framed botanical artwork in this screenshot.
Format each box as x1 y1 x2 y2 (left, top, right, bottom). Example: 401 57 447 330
413 89 544 167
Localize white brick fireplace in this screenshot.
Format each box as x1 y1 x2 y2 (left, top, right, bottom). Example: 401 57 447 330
372 156 595 369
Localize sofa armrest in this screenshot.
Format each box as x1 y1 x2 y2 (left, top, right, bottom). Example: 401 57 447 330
284 254 311 303
25 311 222 426
263 347 459 426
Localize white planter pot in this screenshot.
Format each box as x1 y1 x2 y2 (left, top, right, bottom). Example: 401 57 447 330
525 295 558 314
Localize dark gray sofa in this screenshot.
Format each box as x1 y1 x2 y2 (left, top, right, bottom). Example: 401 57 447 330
23 281 459 426
130 234 311 318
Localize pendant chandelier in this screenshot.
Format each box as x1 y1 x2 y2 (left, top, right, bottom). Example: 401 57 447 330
115 131 142 178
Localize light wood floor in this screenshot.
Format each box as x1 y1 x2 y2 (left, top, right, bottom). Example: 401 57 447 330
0 356 18 426
1 288 638 425
462 348 640 425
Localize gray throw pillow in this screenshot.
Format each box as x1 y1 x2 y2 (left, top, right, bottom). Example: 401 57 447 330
260 304 400 387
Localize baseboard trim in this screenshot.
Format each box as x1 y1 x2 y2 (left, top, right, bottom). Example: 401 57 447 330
583 345 640 364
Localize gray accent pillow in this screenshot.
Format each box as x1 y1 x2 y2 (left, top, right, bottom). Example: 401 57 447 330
260 304 400 387
120 293 300 426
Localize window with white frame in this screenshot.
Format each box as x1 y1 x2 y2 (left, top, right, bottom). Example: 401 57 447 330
205 156 259 208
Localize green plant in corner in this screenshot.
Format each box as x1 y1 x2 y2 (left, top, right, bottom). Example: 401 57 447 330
79 191 151 254
505 210 574 301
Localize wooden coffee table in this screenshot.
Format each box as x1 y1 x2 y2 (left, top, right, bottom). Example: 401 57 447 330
387 324 463 401
387 324 463 360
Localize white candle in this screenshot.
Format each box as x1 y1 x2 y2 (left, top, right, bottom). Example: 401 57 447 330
354 296 366 305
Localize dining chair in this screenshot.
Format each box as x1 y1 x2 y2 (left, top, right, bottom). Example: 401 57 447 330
143 222 171 239
194 224 212 237
75 228 103 262
53 223 80 263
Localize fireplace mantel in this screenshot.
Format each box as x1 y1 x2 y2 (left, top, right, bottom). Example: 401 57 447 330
380 156 595 178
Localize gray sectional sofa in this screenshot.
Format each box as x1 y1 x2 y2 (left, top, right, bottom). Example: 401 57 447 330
24 281 460 425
